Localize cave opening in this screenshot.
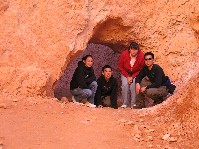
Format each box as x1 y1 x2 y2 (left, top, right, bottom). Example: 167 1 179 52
54 17 134 104
54 43 122 103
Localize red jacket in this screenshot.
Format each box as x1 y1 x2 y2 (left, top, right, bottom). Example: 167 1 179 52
118 50 145 79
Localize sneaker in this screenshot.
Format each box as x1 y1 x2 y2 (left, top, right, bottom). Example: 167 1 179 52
121 105 127 108
132 104 137 109
71 96 77 102
85 102 96 108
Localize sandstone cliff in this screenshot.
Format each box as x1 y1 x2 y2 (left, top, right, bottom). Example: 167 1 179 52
0 0 199 147
0 0 198 96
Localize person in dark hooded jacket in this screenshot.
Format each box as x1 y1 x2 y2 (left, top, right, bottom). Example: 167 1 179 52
94 65 118 109
70 55 97 108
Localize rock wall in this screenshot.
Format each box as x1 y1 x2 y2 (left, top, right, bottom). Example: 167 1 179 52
0 0 198 96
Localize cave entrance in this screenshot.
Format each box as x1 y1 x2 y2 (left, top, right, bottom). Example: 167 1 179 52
54 17 135 105
54 43 122 102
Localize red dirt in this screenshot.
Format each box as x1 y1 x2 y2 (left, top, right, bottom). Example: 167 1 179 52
1 73 199 149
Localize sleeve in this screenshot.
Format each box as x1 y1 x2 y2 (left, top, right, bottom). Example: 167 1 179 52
77 68 89 89
135 67 146 84
146 67 164 89
110 78 118 109
94 78 102 106
118 52 129 77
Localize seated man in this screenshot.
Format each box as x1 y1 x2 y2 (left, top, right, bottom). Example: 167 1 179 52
135 52 176 108
94 65 118 109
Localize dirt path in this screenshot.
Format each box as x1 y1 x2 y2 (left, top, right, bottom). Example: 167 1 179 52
0 95 198 149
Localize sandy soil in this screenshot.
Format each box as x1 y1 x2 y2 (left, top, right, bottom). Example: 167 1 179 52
0 91 199 149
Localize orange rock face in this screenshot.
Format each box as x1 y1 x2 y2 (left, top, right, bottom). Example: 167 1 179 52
0 0 199 147
0 0 198 96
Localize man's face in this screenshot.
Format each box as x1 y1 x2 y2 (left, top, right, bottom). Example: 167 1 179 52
102 68 112 80
129 48 139 57
144 55 154 67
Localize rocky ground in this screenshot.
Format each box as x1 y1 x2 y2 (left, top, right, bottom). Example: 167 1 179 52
1 72 199 149
0 80 199 149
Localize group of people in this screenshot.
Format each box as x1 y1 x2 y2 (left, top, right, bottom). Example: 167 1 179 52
69 42 176 109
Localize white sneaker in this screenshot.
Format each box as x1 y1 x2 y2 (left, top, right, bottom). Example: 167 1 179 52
72 96 78 103
132 104 136 107
85 102 96 108
121 105 127 108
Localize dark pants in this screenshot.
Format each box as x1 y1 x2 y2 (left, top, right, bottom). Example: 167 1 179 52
101 96 111 107
138 78 168 107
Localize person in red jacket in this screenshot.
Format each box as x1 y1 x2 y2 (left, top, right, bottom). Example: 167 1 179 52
118 42 145 108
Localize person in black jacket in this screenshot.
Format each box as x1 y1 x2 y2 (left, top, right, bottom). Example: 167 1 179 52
94 65 118 109
70 55 97 108
135 52 176 108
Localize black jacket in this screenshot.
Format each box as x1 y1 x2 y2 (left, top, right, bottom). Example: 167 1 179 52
135 64 176 94
70 61 96 90
135 64 167 89
94 75 118 108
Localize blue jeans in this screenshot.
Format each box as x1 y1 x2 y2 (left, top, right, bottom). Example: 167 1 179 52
121 75 136 106
70 81 97 104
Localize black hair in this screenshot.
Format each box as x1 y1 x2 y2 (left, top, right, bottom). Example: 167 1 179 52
144 52 154 59
102 65 112 72
128 41 139 51
82 55 93 61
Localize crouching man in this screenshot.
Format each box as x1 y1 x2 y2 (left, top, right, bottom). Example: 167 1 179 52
135 52 176 108
94 65 118 109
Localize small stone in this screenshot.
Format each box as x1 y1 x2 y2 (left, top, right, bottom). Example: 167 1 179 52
0 104 6 109
148 129 155 132
12 98 18 102
162 133 170 140
119 119 127 124
134 134 141 139
52 98 58 101
163 145 171 149
60 97 69 103
156 145 161 148
145 128 155 133
126 121 134 126
133 125 139 131
0 139 3 149
148 144 153 148
147 136 153 141
133 137 140 142
169 137 177 142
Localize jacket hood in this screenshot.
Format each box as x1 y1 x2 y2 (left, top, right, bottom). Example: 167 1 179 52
78 61 93 70
78 61 85 67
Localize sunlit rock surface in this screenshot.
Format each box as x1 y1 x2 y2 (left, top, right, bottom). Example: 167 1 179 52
0 0 198 96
